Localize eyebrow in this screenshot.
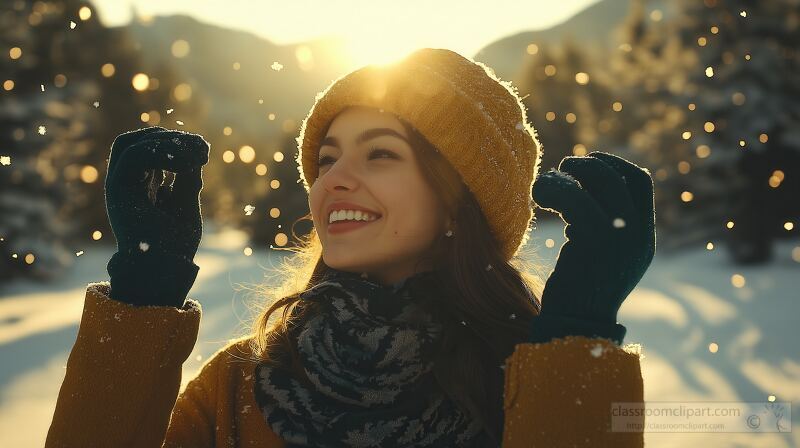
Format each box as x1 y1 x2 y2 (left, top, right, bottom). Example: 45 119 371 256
319 128 410 149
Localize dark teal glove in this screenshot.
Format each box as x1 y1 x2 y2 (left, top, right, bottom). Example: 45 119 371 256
104 126 210 308
529 151 656 345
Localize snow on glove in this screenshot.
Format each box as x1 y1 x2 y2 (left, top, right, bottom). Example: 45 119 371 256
104 126 210 307
528 151 656 345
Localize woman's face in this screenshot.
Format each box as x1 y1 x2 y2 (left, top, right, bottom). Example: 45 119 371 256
309 106 449 286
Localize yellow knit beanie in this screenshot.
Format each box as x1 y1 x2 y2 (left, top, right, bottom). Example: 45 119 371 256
295 47 542 261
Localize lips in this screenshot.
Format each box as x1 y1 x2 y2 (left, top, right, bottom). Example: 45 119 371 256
327 216 381 235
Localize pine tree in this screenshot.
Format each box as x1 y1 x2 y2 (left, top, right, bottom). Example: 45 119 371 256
600 0 800 262
1 1 194 279
517 39 615 171
1 1 83 279
674 0 800 263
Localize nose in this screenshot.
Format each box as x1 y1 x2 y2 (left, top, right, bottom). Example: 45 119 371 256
319 156 361 192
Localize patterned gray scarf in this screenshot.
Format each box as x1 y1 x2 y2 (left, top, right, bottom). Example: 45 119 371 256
253 268 487 447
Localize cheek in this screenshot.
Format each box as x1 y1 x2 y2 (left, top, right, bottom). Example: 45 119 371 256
383 186 441 235
308 185 323 222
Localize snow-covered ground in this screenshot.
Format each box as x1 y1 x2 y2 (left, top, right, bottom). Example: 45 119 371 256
0 219 797 447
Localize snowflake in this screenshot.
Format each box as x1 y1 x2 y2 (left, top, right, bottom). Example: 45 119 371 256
0 156 10 166
613 217 626 229
139 241 150 252
176 120 185 126
486 264 493 271
38 126 46 135
69 21 76 29
509 313 516 320
40 84 45 92
271 61 284 71
244 205 255 216
166 108 174 114
75 250 84 257
93 101 99 108
590 344 604 358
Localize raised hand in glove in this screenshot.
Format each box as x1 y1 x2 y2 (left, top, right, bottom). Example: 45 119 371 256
104 126 210 307
528 151 656 345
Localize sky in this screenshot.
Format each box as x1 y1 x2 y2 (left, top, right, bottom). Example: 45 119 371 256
89 0 601 69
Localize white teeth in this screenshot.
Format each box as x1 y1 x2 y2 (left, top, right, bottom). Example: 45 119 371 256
329 209 379 224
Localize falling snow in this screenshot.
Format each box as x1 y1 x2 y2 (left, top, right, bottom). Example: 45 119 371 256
75 251 84 257
176 120 185 126
590 344 604 358
271 61 283 71
167 154 174 159
0 156 10 166
69 21 76 29
38 126 46 135
613 218 626 228
244 205 255 216
92 101 99 108
166 108 174 114
139 242 150 252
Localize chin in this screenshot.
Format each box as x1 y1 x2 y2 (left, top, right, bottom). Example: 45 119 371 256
323 253 369 273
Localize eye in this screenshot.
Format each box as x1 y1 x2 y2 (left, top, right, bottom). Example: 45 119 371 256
317 147 397 166
367 147 397 160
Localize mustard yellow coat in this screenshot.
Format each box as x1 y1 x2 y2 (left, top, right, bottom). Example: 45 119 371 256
45 282 645 447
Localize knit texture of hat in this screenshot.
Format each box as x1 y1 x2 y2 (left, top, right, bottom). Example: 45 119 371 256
295 47 542 261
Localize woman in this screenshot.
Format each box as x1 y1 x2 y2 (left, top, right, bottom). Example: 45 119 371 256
46 48 654 447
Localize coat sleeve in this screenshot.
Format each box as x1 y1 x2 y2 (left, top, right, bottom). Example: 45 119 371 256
45 282 203 448
502 336 645 447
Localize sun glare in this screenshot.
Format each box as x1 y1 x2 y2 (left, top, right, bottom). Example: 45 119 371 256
344 37 417 69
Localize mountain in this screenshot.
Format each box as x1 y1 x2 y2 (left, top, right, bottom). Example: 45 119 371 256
472 0 677 82
119 14 354 137
108 0 676 149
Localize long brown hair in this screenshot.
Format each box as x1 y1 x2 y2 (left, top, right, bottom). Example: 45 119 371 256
243 114 547 444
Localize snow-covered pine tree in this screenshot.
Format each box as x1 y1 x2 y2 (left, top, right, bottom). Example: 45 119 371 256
1 1 189 280
1 1 84 279
672 0 800 263
516 39 616 171
600 0 799 262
